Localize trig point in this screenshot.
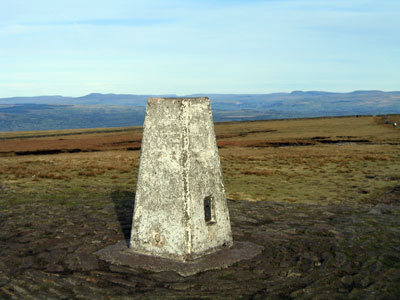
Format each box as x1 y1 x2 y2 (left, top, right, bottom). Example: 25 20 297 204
130 97 233 261
96 97 263 276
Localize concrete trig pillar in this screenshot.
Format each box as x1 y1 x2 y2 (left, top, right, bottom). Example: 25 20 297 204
130 97 233 261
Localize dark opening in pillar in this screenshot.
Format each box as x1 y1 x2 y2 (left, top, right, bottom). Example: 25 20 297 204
204 195 215 224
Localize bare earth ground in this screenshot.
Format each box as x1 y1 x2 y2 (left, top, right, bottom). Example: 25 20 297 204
0 115 399 299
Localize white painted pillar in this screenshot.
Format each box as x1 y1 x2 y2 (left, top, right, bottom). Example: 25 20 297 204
130 97 232 261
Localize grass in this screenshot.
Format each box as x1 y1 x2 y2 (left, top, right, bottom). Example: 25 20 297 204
221 143 399 204
0 115 399 208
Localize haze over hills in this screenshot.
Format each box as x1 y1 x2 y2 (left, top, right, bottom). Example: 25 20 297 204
2 90 400 109
0 91 399 132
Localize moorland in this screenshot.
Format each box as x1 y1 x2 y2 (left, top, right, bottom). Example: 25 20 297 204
0 115 399 299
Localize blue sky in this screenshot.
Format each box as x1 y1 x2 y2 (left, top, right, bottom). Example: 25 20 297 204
0 0 399 97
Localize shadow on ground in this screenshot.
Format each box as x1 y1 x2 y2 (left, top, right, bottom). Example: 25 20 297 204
110 190 135 243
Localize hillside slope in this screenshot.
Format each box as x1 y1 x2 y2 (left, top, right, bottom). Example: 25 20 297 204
0 91 399 131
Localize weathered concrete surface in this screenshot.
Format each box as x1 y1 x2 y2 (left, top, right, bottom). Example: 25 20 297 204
96 240 263 276
130 97 232 261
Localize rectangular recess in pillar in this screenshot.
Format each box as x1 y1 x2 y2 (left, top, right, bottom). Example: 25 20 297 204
204 195 216 225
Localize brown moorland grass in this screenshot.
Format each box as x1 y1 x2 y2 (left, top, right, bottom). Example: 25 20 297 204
0 128 142 154
0 115 399 207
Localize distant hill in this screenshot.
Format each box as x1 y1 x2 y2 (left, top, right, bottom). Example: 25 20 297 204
0 91 399 131
0 93 172 106
1 90 400 112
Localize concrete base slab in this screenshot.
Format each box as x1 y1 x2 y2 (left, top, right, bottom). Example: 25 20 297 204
95 241 264 277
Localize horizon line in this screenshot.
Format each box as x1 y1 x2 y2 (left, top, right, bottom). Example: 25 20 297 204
1 89 399 99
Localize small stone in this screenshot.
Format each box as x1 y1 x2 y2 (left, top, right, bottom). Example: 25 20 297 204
150 271 185 283
360 276 371 288
21 256 35 269
107 277 138 288
46 264 64 273
313 223 332 231
77 253 99 271
287 270 302 277
290 289 304 298
322 211 335 217
334 252 347 266
46 250 66 264
340 275 354 287
368 208 382 215
65 254 80 271
169 282 196 291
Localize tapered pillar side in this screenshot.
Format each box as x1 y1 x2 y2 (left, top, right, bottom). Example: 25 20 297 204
130 97 232 261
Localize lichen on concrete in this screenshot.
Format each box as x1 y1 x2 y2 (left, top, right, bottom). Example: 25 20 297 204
129 97 233 261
